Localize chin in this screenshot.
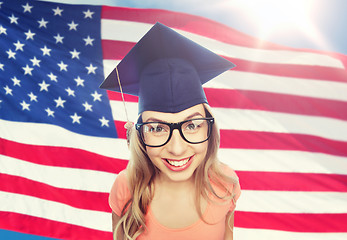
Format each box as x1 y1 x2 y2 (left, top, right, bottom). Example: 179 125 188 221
165 169 196 183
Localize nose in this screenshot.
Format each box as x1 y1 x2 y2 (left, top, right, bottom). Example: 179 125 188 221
165 129 187 156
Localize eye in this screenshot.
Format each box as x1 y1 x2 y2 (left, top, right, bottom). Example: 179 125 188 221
187 123 197 130
184 119 204 131
151 125 164 133
144 123 168 134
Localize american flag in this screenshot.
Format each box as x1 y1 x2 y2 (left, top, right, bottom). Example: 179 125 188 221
1 0 347 239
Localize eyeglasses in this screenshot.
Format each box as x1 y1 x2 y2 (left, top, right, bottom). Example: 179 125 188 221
135 117 214 147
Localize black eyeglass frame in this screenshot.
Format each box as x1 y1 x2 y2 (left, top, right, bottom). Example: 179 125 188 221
135 117 215 147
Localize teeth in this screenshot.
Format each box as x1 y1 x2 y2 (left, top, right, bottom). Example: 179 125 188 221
167 158 189 167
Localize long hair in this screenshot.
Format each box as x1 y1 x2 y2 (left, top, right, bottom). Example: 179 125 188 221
114 104 239 240
194 104 239 224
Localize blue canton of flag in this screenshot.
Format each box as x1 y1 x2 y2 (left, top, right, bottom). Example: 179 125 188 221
0 0 117 138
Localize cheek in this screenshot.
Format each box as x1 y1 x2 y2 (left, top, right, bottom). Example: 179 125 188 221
194 142 208 154
192 141 208 156
146 147 162 163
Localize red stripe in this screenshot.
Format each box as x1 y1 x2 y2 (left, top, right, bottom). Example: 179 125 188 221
227 57 347 83
235 211 347 232
205 89 347 121
220 130 347 157
0 138 128 173
3 169 345 212
107 90 138 102
108 86 347 122
236 171 347 192
0 174 110 212
108 87 347 121
102 40 347 83
0 211 111 240
114 120 128 140
102 40 134 60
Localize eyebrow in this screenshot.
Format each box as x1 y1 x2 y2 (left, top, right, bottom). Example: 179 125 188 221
184 112 204 120
144 112 204 123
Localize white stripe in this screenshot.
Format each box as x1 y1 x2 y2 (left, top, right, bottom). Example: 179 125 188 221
101 19 344 68
2 191 344 236
0 119 130 160
0 191 111 232
109 100 139 122
205 70 347 102
0 154 116 192
234 228 347 240
103 60 347 102
214 108 347 142
109 100 347 142
220 149 347 175
103 59 119 79
237 190 347 213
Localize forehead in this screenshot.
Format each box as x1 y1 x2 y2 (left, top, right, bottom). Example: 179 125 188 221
141 104 206 122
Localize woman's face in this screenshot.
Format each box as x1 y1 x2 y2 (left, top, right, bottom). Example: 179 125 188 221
141 104 209 183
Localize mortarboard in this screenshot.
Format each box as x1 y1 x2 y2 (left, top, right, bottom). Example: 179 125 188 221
100 22 235 114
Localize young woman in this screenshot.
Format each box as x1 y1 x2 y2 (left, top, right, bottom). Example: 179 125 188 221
101 22 241 240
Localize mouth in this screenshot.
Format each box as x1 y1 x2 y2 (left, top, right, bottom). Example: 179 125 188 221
162 155 194 172
166 158 190 167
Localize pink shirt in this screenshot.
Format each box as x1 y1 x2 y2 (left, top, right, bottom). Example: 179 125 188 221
109 166 241 240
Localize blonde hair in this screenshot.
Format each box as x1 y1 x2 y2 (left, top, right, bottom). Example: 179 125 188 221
114 104 239 240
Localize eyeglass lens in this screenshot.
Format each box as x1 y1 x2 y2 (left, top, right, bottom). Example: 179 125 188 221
140 118 211 147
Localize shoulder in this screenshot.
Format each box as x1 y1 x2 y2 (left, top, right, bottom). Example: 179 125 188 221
113 170 131 195
109 170 131 215
209 163 241 204
115 169 128 183
211 163 239 189
111 169 129 193
220 163 238 179
220 163 241 200
206 164 241 222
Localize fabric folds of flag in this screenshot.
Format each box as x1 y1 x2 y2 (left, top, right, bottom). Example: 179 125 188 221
1 0 347 239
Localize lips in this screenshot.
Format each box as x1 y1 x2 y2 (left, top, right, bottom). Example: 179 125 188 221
162 155 194 172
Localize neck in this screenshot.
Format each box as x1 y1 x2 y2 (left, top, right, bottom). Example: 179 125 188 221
155 173 196 194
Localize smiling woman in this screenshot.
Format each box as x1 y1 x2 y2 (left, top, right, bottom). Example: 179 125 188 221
102 22 241 240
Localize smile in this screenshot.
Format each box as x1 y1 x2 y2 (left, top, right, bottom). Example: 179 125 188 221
167 158 189 167
162 155 194 172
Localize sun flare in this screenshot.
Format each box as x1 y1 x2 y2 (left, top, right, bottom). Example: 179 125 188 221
234 0 317 40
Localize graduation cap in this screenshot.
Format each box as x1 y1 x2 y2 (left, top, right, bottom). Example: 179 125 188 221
100 22 235 115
